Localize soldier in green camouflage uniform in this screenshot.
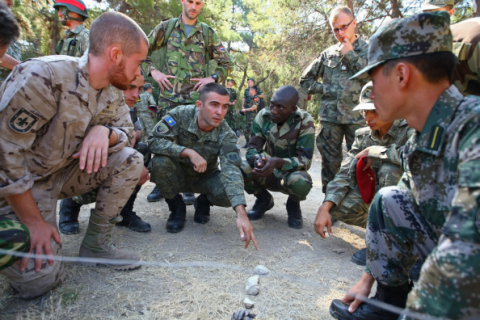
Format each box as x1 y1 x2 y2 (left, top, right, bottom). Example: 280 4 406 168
241 86 260 148
225 79 239 135
138 83 157 142
314 82 413 236
148 83 258 249
145 0 233 120
54 0 89 57
241 85 315 229
0 217 30 271
300 6 369 193
242 78 265 110
330 12 480 320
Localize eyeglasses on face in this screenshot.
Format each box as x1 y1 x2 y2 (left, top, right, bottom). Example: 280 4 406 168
333 19 354 34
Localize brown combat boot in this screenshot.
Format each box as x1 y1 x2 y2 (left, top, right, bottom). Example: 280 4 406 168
79 210 141 270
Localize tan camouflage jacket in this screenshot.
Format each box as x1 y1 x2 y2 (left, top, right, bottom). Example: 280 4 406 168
56 24 90 57
146 15 233 105
246 108 316 172
324 119 414 206
299 36 369 124
0 54 133 199
148 105 245 208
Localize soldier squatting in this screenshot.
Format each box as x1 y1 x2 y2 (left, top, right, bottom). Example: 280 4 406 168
0 0 479 319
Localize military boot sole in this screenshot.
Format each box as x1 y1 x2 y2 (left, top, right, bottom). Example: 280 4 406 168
79 245 142 271
287 219 303 229
116 220 152 233
247 198 274 221
193 215 210 224
59 222 80 235
166 220 186 233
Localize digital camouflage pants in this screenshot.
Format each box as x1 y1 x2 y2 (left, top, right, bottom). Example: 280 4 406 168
241 161 313 202
317 121 365 193
0 217 30 271
243 111 257 143
366 186 480 319
150 155 231 207
0 147 143 299
330 162 403 228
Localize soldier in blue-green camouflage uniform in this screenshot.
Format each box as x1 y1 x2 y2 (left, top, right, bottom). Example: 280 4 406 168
300 6 369 193
241 86 260 148
330 12 480 320
54 0 90 58
241 85 315 229
148 83 258 250
225 79 239 136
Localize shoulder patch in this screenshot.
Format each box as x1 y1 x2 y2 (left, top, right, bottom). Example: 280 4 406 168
156 122 169 134
9 108 39 133
164 115 177 127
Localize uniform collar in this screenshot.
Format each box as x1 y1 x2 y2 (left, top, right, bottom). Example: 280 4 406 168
370 119 403 142
267 108 303 138
176 14 203 37
415 85 463 156
65 24 86 37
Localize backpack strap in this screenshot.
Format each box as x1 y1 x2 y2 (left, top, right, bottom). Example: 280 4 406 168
158 18 178 73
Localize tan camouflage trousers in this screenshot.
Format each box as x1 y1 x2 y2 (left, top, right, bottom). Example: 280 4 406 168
0 147 143 299
138 112 156 143
366 186 480 319
317 121 365 193
330 162 403 228
241 161 313 202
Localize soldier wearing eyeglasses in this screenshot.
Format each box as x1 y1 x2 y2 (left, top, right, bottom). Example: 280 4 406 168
300 6 369 194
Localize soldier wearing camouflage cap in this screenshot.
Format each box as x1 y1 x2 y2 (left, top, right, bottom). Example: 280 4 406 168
313 81 413 248
421 0 480 96
54 0 90 57
300 6 369 194
330 11 480 320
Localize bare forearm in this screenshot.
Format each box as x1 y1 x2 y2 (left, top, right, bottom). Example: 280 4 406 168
6 190 44 225
234 204 248 218
0 54 20 70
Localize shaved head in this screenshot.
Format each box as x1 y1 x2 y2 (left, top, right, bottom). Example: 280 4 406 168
272 85 299 108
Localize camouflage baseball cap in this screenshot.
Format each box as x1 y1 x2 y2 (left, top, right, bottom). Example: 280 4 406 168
350 11 452 79
420 0 454 11
353 81 375 111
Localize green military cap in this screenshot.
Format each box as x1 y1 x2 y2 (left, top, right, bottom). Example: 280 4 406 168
351 11 452 79
353 81 375 111
227 78 236 84
420 0 454 11
144 83 152 90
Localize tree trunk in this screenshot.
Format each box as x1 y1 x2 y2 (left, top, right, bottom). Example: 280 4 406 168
49 12 59 55
346 0 359 34
390 0 402 18
238 62 249 92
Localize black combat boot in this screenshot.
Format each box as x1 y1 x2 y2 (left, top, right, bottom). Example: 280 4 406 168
286 196 303 229
117 186 152 232
242 141 249 148
58 198 82 235
183 193 195 205
351 248 423 281
247 188 274 220
330 281 413 320
194 194 211 224
147 186 163 202
165 194 187 233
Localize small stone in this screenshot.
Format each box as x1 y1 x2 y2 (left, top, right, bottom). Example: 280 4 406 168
302 232 312 238
339 222 347 229
245 275 260 295
244 297 254 309
254 265 269 275
332 249 345 254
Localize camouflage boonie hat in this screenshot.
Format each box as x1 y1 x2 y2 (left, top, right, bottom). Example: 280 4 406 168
420 0 454 11
353 81 375 111
351 11 452 79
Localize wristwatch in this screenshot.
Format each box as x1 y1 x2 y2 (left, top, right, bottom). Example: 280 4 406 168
103 125 113 139
211 73 219 83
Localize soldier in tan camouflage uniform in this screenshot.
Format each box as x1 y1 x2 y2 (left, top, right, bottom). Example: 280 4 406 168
0 0 21 84
54 0 90 57
241 85 315 229
300 6 369 193
330 12 480 320
0 12 147 299
421 0 480 96
148 83 258 250
145 0 233 205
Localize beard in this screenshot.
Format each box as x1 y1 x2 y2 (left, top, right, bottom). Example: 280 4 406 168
183 3 200 20
108 60 131 91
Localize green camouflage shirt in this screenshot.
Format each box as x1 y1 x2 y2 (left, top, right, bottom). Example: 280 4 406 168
0 41 21 82
147 15 233 105
226 87 237 103
138 91 156 114
398 85 480 244
148 105 245 208
243 86 263 107
451 18 480 96
246 108 315 172
299 37 369 124
55 24 90 57
324 119 414 206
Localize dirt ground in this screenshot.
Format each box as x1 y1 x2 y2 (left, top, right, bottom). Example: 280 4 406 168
0 137 367 319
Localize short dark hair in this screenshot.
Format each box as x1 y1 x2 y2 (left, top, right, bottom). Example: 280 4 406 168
247 78 255 83
199 83 229 102
381 51 456 84
249 85 257 92
89 12 147 57
0 1 20 48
